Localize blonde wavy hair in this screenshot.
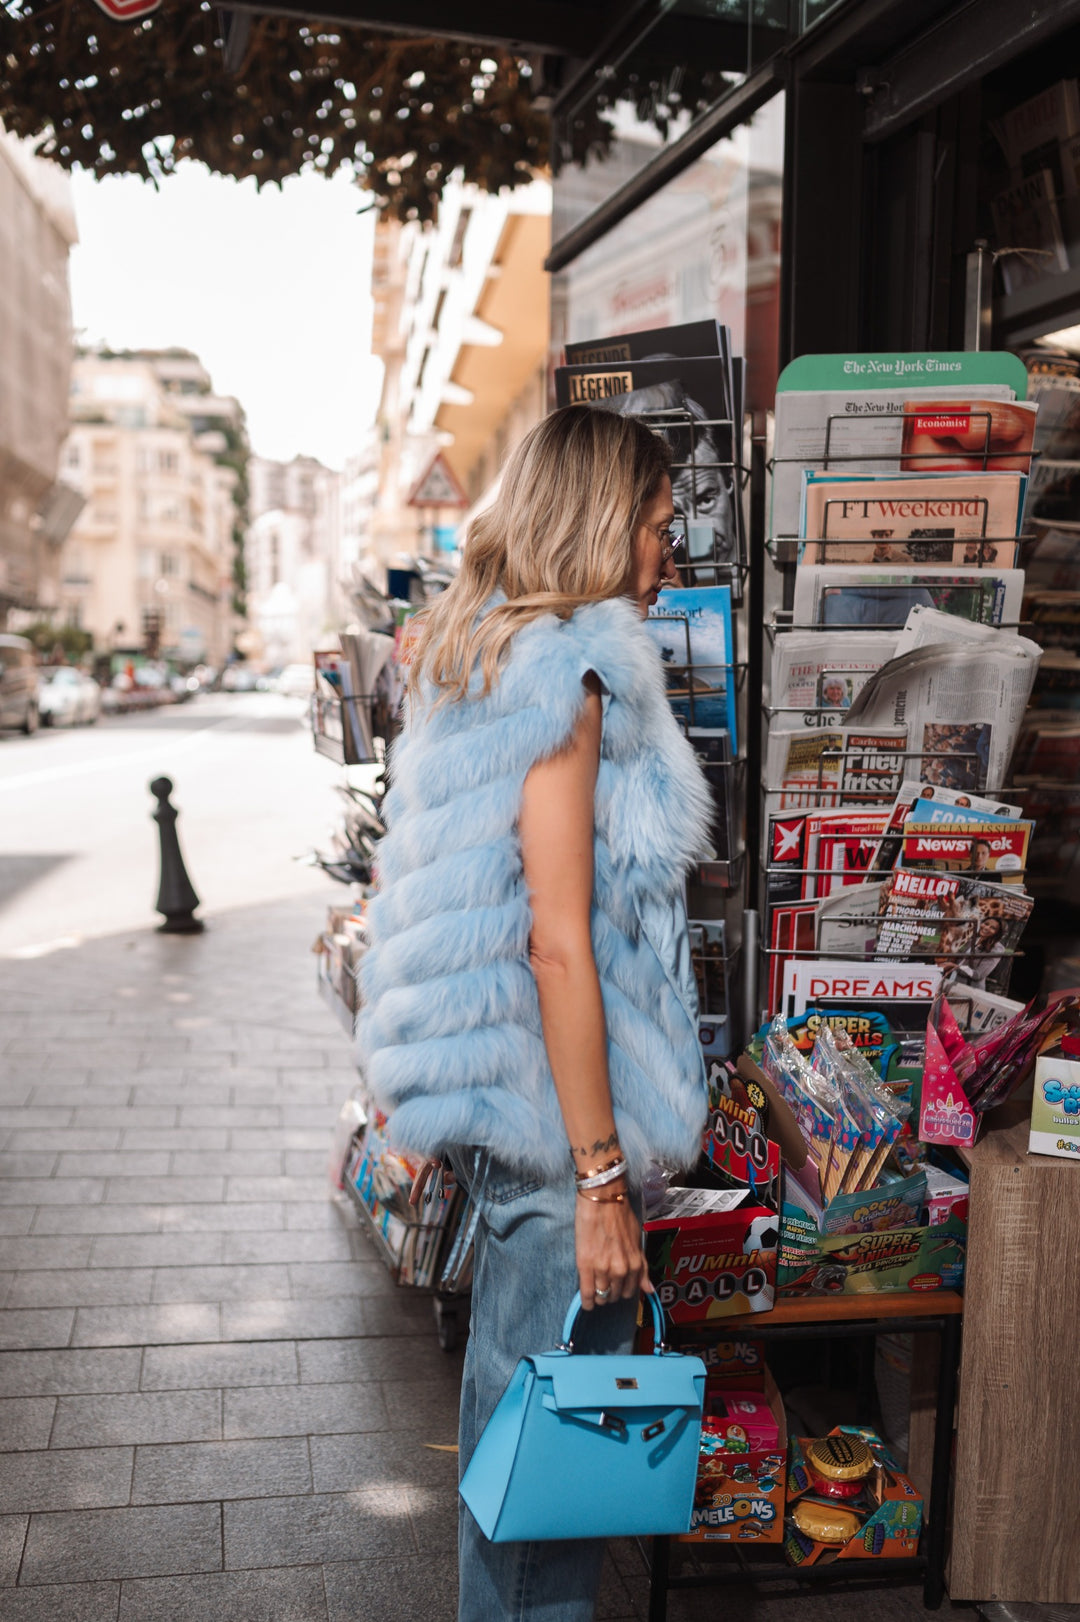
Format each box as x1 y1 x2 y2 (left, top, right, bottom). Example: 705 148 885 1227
408 405 671 704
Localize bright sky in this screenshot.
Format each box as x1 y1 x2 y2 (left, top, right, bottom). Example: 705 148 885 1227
68 162 383 470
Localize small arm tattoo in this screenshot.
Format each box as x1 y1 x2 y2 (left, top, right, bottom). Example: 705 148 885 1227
570 1132 620 1161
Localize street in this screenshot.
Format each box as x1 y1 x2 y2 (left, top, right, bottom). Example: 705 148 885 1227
0 693 345 957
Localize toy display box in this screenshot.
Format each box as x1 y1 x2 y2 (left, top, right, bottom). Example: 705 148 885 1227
777 1210 966 1297
1029 1049 1080 1159
645 1187 779 1323
682 1369 787 1544
785 1427 922 1565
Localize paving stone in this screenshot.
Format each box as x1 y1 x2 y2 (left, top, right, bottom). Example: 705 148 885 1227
222 1230 354 1266
149 1265 292 1306
223 1381 387 1440
0 1212 34 1236
131 1437 311 1504
286 1262 385 1300
168 1152 282 1177
323 1555 456 1622
0 1513 27 1584
0 1111 73 1132
0 1349 142 1397
117 1565 327 1622
0 1180 105 1208
19 1502 222 1584
297 1337 464 1387
381 1379 468 1434
0 1579 121 1619
224 1488 407 1567
281 1107 338 1129
140 1341 297 1392
104 1178 225 1206
5 1132 121 1153
282 1151 328 1177
7 1270 155 1309
0 1447 133 1514
347 1294 435 1338
71 1109 176 1129
56 1154 170 1179
29 1207 164 1236
220 1298 369 1343
310 1430 458 1495
0 1238 93 1272
154 1203 285 1233
88 1234 225 1270
51 1390 222 1448
228 1127 328 1152
0 1310 75 1352
178 1108 281 1128
118 1130 228 1152
128 1087 225 1109
0 1154 59 1178
71 1305 221 1348
26 1087 133 1110
0 1397 56 1451
285 1203 345 1230
405 1484 457 1558
224 1177 327 1204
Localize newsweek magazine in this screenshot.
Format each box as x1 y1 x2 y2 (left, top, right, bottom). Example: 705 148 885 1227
554 355 741 563
873 868 1033 996
845 635 1043 792
780 957 944 1030
772 382 1021 542
769 630 898 726
897 818 1032 886
645 586 737 743
764 727 907 810
869 778 1022 876
799 471 1025 566
792 564 1024 629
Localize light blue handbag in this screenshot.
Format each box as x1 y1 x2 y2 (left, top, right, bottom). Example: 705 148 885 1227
459 1291 706 1542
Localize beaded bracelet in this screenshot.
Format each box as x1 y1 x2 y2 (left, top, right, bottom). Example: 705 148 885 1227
575 1158 629 1191
576 1188 629 1204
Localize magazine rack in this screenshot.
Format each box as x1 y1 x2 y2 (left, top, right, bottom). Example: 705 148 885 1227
311 690 379 767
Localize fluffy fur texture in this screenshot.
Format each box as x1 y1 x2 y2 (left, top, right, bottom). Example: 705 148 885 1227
356 595 715 1180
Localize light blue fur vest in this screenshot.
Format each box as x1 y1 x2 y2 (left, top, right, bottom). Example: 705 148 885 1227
356 595 714 1181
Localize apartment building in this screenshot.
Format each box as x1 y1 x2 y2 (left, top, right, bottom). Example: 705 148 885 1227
246 454 341 666
58 351 242 665
0 129 81 623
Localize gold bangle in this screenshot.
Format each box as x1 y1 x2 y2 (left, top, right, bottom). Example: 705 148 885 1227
576 1189 629 1203
574 1152 624 1182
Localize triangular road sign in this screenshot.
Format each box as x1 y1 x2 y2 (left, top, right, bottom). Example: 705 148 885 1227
408 452 469 509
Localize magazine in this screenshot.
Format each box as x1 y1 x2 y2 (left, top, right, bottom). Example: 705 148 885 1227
792 564 1024 629
564 318 729 372
686 726 734 863
645 586 737 742
898 817 1032 886
1024 457 1080 524
990 171 1070 295
554 355 740 563
869 778 1022 875
874 868 1033 996
780 957 944 1029
772 379 1021 542
898 400 1037 476
845 635 1043 792
946 985 1027 1035
769 630 897 726
816 879 887 961
799 471 1025 564
764 727 907 809
990 79 1080 175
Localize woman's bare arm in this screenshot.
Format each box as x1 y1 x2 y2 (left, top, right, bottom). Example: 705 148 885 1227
519 674 651 1308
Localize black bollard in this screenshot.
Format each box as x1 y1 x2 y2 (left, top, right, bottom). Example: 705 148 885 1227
150 776 205 934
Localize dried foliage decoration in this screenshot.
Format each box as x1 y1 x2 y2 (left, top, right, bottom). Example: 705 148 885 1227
0 0 735 218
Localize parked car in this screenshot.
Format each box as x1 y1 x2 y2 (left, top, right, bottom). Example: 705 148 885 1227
38 666 102 727
221 663 258 692
274 663 315 697
0 633 40 734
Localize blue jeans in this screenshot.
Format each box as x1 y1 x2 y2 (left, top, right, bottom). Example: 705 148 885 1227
451 1150 639 1622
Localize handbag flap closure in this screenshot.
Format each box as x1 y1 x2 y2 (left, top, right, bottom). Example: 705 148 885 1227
532 1351 704 1413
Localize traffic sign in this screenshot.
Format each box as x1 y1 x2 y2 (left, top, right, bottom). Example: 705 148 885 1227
407 452 469 509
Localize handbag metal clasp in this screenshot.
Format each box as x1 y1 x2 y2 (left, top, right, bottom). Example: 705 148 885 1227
599 1411 628 1439
641 1419 666 1442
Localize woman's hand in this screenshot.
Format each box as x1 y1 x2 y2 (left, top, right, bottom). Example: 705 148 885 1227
574 1192 653 1310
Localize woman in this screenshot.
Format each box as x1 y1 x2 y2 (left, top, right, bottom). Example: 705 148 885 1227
357 405 714 1620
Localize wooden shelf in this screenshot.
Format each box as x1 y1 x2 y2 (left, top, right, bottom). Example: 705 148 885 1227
715 1291 963 1329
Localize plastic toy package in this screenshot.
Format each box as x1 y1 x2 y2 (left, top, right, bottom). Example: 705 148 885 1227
785 1427 922 1564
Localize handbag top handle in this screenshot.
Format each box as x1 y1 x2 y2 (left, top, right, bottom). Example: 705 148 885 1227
560 1290 668 1353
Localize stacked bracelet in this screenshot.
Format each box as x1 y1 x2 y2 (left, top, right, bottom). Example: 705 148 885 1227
575 1157 628 1191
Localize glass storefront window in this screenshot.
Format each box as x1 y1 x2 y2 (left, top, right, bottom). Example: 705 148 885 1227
551 94 785 415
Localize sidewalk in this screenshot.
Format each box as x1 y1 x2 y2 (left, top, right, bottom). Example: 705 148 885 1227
0 894 967 1621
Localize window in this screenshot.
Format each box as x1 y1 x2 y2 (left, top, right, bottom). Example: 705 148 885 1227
159 552 180 577
137 547 155 579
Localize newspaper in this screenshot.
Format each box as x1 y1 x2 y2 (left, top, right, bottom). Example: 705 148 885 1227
800 471 1025 564
772 385 1021 541
769 630 898 726
874 868 1033 995
845 635 1043 793
816 879 886 960
792 564 1025 629
764 727 907 809
892 604 1018 657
